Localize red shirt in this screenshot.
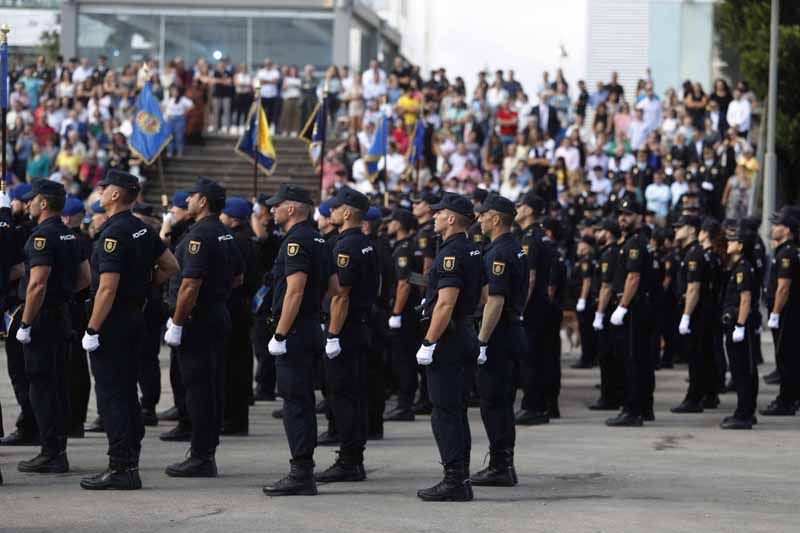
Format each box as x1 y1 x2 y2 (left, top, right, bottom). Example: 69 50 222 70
496 107 518 136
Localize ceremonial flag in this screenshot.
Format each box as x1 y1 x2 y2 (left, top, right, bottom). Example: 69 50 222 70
236 100 277 175
1 36 7 109
128 81 172 165
365 114 389 182
299 96 328 166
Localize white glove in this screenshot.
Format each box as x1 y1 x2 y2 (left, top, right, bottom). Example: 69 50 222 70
701 181 714 191
164 318 183 347
732 325 745 343
388 315 402 329
162 212 173 226
82 330 100 352
16 324 31 344
325 337 342 359
268 335 287 356
416 342 435 366
592 312 605 331
477 344 487 365
768 312 780 330
678 314 691 335
253 203 264 216
0 191 10 209
610 306 628 326
575 298 586 312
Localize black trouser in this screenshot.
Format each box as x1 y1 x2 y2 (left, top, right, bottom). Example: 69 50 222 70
252 309 276 395
5 308 37 436
390 308 421 409
775 313 800 405
138 299 165 411
23 305 70 456
577 306 597 367
233 92 254 126
527 302 562 412
725 323 758 419
426 319 477 467
683 313 708 403
276 317 321 468
261 97 280 129
479 322 525 453
89 307 145 466
67 297 90 431
660 291 680 365
178 304 230 457
751 308 764 365
324 313 369 465
224 298 253 428
367 307 388 435
612 300 654 417
169 346 189 423
597 315 624 405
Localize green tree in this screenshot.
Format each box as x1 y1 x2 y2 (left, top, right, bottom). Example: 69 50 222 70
717 1 800 204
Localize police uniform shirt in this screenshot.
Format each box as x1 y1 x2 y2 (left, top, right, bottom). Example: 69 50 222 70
92 211 165 308
676 242 707 302
768 240 800 315
19 216 80 306
579 255 597 297
545 238 567 302
0 208 23 295
519 224 544 305
598 243 620 291
423 233 484 320
662 248 680 297
752 235 767 286
468 221 487 251
483 232 527 317
416 221 437 263
611 229 650 300
723 257 754 320
392 235 420 307
333 227 379 313
271 220 328 320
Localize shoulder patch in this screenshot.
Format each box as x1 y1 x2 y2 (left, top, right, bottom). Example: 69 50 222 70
188 240 201 255
736 271 743 285
397 256 408 268
103 238 118 253
337 253 350 268
601 262 608 273
581 262 589 272
287 242 300 256
522 244 529 255
33 236 46 250
492 261 506 276
629 248 639 259
665 260 672 270
688 260 698 272
473 233 483 243
418 237 428 249
781 257 791 269
443 256 456 272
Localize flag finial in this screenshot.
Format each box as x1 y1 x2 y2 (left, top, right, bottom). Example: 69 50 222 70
0 24 10 44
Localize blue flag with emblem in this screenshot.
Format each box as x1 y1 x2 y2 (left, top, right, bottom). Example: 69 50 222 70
235 99 277 175
128 81 172 165
365 114 389 182
299 96 327 166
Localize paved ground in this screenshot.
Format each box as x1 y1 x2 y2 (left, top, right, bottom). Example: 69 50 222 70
1 339 799 533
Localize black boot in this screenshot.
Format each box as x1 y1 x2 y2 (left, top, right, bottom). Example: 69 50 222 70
418 463 473 502
141 408 158 427
18 451 69 473
670 400 704 413
315 458 366 483
588 398 620 411
605 411 643 427
759 401 796 416
470 450 517 487
0 430 40 446
271 407 284 419
85 416 104 433
165 451 218 478
263 462 318 496
515 410 550 426
157 405 179 421
412 400 433 415
317 431 340 446
159 422 192 442
253 387 276 402
81 463 142 490
383 406 415 422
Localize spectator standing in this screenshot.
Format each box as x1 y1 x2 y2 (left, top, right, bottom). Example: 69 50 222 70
163 85 194 157
726 87 751 139
644 170 671 225
232 64 254 135
722 165 752 220
211 60 234 134
257 58 281 132
299 64 318 127
280 65 302 136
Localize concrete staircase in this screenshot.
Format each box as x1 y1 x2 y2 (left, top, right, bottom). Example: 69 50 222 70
141 134 320 205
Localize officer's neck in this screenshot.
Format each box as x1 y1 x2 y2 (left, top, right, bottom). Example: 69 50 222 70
36 210 59 225
418 214 432 225
194 210 216 222
729 252 742 266
519 217 535 230
395 229 410 241
442 226 466 241
105 202 133 218
340 220 361 232
490 227 510 242
681 237 697 250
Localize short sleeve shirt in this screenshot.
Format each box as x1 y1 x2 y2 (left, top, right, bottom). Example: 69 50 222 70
723 258 754 315
271 220 328 320
19 216 80 306
423 233 484 319
483 232 527 316
333 228 379 313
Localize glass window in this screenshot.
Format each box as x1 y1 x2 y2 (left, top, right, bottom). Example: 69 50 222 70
77 13 160 68
252 17 332 71
165 16 247 66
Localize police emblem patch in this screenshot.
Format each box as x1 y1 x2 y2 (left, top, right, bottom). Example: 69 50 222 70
782 257 791 269
492 261 505 276
601 262 608 273
103 238 118 253
287 243 300 256
522 244 529 255
398 256 408 268
135 110 161 135
473 234 483 243
629 248 639 259
688 260 698 272
581 262 589 272
337 253 350 268
443 256 456 271
188 240 201 255
418 237 428 249
33 237 46 250
736 272 743 284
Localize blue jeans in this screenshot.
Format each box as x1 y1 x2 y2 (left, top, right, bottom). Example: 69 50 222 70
167 115 186 156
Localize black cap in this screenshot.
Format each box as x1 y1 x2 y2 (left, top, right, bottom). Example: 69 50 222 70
540 216 561 239
329 186 370 212
390 208 417 231
700 217 721 239
741 216 761 232
188 176 226 204
471 188 489 203
672 214 702 230
730 226 757 250
98 169 141 193
256 193 271 207
599 217 621 236
22 179 66 201
475 193 516 216
412 190 441 205
770 211 799 234
429 192 475 219
617 197 644 215
264 183 313 206
132 203 155 218
516 192 545 215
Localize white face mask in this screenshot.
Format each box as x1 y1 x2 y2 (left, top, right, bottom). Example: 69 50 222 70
665 167 674 176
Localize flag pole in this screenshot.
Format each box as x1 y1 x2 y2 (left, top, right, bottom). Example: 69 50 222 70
0 24 9 195
319 80 329 201
253 78 261 200
416 107 423 192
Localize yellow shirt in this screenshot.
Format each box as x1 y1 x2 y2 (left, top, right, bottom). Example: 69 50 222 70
55 150 81 176
397 94 420 126
738 155 759 181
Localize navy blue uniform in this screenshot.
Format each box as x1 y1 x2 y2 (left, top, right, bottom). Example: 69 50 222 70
66 227 93 435
767 241 800 406
722 258 757 420
518 223 544 412
389 236 422 410
576 255 598 368
596 242 624 407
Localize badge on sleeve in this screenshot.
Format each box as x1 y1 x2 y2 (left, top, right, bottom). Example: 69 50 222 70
418 237 428 250
473 234 483 243
33 237 46 250
287 243 300 257
522 244 529 255
736 272 743 285
581 262 589 272
397 256 408 268
337 253 350 268
188 240 201 255
492 261 506 276
629 248 639 259
443 256 456 271
103 238 118 253
601 262 608 273
688 260 698 272
782 257 791 269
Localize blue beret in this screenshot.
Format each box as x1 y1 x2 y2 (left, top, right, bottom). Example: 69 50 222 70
222 197 252 220
10 183 32 202
62 196 85 216
365 207 381 221
91 200 106 214
318 199 334 218
172 190 189 209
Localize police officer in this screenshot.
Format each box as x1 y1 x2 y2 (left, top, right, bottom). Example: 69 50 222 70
468 188 489 251
261 184 329 497
471 194 526 487
79 170 178 490
15 180 87 473
762 210 800 416
415 193 483 502
315 187 378 482
163 177 244 477
573 235 598 369
720 227 757 429
0 187 20 442
606 197 653 427
385 208 421 421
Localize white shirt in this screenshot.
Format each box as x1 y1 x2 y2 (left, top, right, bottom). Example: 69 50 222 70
499 181 523 202
554 145 580 172
163 96 194 118
727 98 751 133
644 182 671 217
628 119 649 150
363 70 387 101
636 96 662 131
257 68 281 98
282 76 301 99
72 65 93 84
670 181 688 207
486 87 508 109
589 173 612 204
608 153 635 173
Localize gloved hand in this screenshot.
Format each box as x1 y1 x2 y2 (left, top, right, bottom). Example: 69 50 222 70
164 318 183 347
82 330 100 352
592 312 605 331
610 306 628 326
325 336 341 359
416 342 435 366
162 212 173 226
768 312 780 329
0 191 10 209
388 315 402 329
477 344 487 365
701 181 714 192
16 323 31 344
732 324 745 343
678 314 691 335
576 298 586 312
268 335 287 356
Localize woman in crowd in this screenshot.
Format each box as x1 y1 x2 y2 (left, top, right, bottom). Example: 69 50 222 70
163 84 194 158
